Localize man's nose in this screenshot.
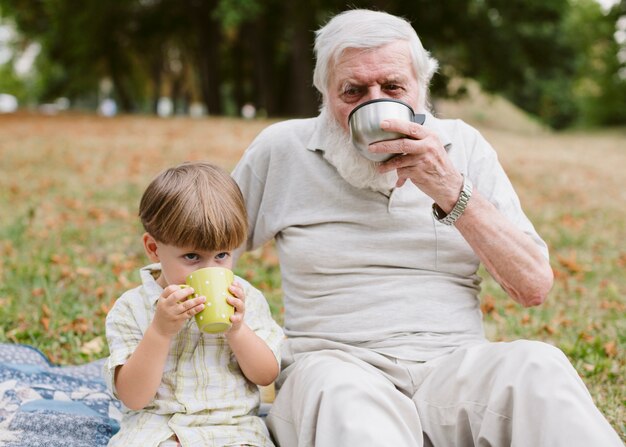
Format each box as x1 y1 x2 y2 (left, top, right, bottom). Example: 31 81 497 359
363 86 383 102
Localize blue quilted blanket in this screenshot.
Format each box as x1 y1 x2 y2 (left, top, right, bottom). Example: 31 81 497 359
0 343 121 447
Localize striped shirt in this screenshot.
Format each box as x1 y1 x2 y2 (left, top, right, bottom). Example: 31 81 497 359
104 263 283 447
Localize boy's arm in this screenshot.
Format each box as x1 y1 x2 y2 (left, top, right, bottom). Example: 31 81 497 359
114 285 205 410
114 325 171 410
225 324 279 386
225 281 280 386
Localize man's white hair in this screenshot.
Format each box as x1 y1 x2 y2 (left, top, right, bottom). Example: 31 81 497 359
313 9 439 111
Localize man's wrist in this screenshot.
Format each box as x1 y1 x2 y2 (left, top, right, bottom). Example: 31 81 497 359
432 174 473 226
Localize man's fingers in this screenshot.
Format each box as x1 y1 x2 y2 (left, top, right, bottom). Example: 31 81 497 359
381 118 428 140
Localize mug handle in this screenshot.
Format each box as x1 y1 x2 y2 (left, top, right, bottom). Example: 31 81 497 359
177 284 192 303
412 113 426 125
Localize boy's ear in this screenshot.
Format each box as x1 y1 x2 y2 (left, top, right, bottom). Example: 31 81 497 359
142 233 160 262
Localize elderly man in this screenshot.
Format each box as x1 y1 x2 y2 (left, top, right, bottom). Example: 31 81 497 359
232 9 622 447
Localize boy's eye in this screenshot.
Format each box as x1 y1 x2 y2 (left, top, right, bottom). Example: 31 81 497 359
183 253 200 261
215 252 229 260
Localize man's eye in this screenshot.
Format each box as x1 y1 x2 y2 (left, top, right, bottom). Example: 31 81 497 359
384 84 401 91
183 253 200 261
343 86 362 96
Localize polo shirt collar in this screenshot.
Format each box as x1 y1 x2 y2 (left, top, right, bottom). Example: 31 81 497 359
306 111 453 153
140 263 164 305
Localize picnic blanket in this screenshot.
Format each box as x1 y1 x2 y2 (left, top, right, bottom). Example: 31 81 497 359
0 343 121 447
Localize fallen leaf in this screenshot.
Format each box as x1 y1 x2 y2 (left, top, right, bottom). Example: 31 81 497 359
88 207 106 221
40 316 50 331
51 254 70 265
579 331 594 342
80 336 104 355
603 341 617 358
557 251 585 275
481 295 496 315
559 214 585 230
582 363 595 372
76 267 93 277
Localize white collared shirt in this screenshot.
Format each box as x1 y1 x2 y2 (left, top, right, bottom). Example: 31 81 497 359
232 113 548 362
104 263 283 447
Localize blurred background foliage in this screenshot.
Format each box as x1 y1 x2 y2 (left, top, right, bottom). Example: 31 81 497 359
0 0 624 129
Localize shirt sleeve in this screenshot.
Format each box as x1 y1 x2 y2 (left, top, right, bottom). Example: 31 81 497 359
462 122 549 260
239 277 284 367
103 289 145 398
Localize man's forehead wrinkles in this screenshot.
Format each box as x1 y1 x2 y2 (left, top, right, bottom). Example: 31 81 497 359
341 74 406 86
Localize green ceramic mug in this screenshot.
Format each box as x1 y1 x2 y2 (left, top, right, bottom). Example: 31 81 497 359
183 267 235 333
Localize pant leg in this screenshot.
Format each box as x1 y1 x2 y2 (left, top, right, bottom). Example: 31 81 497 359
411 340 623 447
266 349 424 447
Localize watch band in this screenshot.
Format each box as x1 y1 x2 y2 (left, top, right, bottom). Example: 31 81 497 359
432 174 473 226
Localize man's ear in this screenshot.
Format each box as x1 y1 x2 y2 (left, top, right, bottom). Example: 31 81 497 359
142 233 160 262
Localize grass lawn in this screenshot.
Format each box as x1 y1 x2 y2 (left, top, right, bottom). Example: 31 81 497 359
0 110 624 440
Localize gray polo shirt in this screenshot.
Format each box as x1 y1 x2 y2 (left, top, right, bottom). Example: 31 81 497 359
232 114 547 361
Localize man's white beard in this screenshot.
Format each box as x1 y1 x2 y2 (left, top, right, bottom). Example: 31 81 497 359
319 107 398 194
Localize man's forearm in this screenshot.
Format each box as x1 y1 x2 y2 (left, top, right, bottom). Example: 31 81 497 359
455 191 554 307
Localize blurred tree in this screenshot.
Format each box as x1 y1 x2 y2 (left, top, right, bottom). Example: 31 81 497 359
0 63 27 100
0 0 147 111
398 0 579 128
0 0 624 126
567 0 626 126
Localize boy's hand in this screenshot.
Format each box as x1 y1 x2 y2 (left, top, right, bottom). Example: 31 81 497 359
152 285 205 339
226 281 246 333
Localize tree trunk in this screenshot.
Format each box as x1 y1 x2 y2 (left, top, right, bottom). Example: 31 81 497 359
247 8 281 116
109 58 134 112
187 0 222 115
286 0 318 116
150 57 162 115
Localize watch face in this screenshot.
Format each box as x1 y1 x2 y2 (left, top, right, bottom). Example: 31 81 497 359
433 175 472 225
432 203 447 220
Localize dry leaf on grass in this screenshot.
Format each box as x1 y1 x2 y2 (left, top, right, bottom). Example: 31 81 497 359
80 336 105 355
557 251 586 275
603 341 617 358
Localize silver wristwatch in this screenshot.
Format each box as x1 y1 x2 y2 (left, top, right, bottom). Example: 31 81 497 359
432 174 473 226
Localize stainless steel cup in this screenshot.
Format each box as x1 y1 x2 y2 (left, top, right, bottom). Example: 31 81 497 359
348 99 426 162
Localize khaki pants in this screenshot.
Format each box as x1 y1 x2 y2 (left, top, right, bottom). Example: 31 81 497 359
266 340 622 447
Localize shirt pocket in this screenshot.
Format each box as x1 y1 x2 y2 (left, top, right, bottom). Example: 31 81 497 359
433 218 479 276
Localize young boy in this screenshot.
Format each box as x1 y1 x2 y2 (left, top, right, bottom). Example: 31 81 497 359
104 162 283 447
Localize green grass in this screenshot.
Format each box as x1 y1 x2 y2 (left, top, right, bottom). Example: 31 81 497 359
0 112 624 440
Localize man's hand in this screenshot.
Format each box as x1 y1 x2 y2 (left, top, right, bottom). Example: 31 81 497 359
152 285 205 338
372 118 463 211
372 118 553 306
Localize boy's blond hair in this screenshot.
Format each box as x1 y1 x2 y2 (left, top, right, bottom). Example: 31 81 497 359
139 162 248 251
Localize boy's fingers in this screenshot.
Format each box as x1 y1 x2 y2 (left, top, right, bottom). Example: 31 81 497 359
186 305 203 318
227 296 245 313
163 286 195 303
228 283 245 301
180 296 205 316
